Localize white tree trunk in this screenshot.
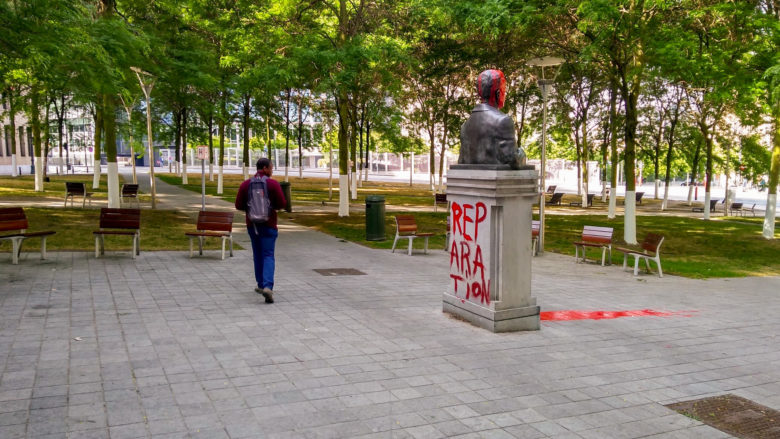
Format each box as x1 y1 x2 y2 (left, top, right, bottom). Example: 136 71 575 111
608 186 617 219
243 165 248 180
93 163 101 189
703 191 711 220
661 182 670 211
338 174 349 217
107 162 120 208
581 174 588 207
763 193 776 239
601 182 607 202
687 185 694 205
217 165 224 195
624 190 637 244
182 162 188 185
209 162 214 181
654 180 659 199
11 155 18 176
34 156 43 192
351 167 357 200
299 163 302 179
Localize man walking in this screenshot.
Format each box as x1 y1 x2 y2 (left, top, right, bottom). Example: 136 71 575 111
235 158 286 303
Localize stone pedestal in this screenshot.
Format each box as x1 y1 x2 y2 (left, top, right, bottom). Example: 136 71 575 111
443 168 540 332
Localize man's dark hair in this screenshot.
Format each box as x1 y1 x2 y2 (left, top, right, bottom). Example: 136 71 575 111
256 158 271 170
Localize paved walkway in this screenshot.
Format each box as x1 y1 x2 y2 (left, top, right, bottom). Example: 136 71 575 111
2 175 780 438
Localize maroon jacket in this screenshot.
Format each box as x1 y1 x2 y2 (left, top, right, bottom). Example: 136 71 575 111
235 173 287 229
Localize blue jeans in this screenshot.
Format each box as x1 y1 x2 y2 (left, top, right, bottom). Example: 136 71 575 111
247 225 278 290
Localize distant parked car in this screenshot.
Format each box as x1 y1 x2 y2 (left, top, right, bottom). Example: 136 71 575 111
680 181 703 186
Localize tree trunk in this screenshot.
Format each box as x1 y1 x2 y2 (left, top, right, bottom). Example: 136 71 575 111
702 124 713 220
182 107 188 184
6 90 19 177
103 94 120 208
93 99 103 189
284 88 291 182
620 76 639 245
336 94 350 217
581 121 589 206
31 87 43 192
208 113 214 181
608 78 618 218
57 95 65 175
601 120 608 202
358 105 364 187
243 94 250 180
661 113 678 211
265 110 271 158
763 115 780 239
43 94 51 180
349 109 358 199
365 120 370 182
174 107 182 178
217 97 226 195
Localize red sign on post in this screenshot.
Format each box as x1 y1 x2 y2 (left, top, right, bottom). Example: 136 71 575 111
197 146 208 160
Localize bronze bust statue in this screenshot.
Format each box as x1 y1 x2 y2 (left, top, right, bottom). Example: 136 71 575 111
456 69 527 170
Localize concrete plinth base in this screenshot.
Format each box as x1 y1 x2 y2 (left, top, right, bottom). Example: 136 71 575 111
443 293 540 332
443 168 540 333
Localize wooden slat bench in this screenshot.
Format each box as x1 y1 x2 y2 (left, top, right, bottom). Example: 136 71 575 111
573 225 613 266
741 203 757 217
121 184 140 207
185 211 234 260
545 192 563 206
728 202 744 216
65 182 94 208
93 208 141 259
0 207 56 265
569 194 594 207
616 233 665 277
531 220 540 256
433 193 448 212
692 199 719 213
392 215 434 256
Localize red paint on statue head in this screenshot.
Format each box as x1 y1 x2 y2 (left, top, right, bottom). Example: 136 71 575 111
540 309 697 321
477 70 506 109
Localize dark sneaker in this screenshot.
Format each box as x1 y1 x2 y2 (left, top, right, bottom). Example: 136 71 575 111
261 287 274 304
255 287 263 294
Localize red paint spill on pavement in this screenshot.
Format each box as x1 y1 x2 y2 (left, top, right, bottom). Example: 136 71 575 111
540 309 696 321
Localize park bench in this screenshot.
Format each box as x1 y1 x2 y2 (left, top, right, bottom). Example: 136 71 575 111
692 198 719 213
570 194 594 207
121 184 140 207
433 192 448 212
65 182 94 208
185 210 234 260
391 215 434 256
741 203 757 217
531 220 540 256
728 202 744 216
573 225 613 266
0 207 56 265
616 232 665 277
546 192 564 206
93 208 140 259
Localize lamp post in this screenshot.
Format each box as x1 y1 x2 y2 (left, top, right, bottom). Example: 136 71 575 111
132 67 157 209
527 56 564 255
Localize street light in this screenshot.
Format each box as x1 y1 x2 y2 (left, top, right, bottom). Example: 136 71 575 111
131 67 157 209
527 56 564 255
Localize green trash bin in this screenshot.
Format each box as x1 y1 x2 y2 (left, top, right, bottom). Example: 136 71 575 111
279 181 292 212
365 195 386 241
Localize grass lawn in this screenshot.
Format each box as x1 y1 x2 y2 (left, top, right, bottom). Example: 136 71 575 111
158 173 446 207
0 207 242 253
0 174 115 200
0 174 152 202
288 210 780 279
159 172 779 278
